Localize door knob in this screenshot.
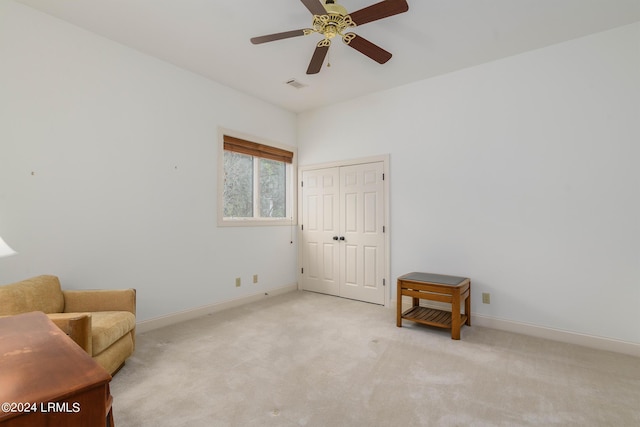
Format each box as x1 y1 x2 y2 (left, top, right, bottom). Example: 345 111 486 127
339 236 345 241
332 236 339 240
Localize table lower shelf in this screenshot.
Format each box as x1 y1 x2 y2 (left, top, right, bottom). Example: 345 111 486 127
401 306 467 329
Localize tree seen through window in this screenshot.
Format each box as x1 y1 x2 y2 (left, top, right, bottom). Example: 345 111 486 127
223 152 287 219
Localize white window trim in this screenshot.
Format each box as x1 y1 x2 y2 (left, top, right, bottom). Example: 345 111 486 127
217 128 297 227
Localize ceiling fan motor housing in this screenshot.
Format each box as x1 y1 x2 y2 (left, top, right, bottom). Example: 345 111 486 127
314 1 355 40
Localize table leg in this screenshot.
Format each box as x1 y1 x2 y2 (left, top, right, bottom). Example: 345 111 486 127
465 281 471 326
107 408 115 427
451 289 461 340
396 281 402 327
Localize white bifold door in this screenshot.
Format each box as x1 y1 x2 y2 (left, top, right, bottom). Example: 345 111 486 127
300 162 386 305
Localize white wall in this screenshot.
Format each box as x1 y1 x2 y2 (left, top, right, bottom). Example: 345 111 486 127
298 23 640 343
2 0 638 345
0 1 298 321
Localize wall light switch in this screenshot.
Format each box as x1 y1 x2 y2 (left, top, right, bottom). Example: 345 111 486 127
235 277 241 287
253 274 258 284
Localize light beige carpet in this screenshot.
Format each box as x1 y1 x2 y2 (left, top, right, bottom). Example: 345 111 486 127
111 291 640 426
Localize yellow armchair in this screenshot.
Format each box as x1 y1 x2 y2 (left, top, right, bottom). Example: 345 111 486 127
0 275 136 375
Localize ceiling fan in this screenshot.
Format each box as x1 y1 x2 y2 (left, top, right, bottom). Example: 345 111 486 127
250 0 409 74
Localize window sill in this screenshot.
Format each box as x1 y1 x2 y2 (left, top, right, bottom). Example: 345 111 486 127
217 218 295 227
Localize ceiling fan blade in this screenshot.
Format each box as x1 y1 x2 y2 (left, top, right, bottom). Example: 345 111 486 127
344 33 392 64
349 0 409 26
250 29 308 44
300 0 326 16
306 44 330 74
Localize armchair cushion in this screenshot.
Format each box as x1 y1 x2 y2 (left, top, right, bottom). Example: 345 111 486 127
0 275 64 315
63 289 136 314
91 311 136 355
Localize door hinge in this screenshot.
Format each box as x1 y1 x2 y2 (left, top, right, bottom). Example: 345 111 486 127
301 268 304 274
383 278 386 286
382 173 385 180
301 181 303 187
383 225 385 233
301 224 304 231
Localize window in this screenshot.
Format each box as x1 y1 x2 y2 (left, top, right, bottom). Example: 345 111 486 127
218 132 296 226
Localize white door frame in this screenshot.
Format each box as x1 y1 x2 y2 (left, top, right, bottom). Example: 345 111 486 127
298 154 391 307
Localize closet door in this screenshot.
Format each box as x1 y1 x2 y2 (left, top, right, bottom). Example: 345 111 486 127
300 162 386 305
300 167 340 296
339 162 385 304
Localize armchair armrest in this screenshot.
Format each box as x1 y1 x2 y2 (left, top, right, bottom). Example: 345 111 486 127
63 289 136 315
47 312 92 354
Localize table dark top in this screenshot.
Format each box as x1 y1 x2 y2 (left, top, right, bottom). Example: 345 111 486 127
0 311 111 419
398 272 468 286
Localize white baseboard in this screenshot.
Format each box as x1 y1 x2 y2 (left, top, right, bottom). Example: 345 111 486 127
136 283 298 334
399 299 639 358
472 314 640 358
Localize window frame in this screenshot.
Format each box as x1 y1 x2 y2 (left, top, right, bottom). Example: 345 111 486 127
217 129 297 227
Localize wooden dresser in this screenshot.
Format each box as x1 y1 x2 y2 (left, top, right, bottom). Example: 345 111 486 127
0 311 114 426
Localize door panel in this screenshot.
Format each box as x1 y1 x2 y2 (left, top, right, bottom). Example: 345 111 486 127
307 242 318 278
301 168 340 296
323 243 336 281
364 245 377 289
339 162 385 304
323 194 335 230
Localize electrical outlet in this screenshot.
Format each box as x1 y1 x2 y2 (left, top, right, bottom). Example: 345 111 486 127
235 277 241 287
253 274 258 284
482 292 490 304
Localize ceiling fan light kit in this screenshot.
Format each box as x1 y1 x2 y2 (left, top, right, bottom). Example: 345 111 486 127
250 0 409 74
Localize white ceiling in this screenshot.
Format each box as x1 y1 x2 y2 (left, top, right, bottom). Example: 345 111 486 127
14 0 640 113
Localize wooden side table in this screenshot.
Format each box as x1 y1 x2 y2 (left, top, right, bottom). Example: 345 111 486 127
397 272 471 340
0 312 114 426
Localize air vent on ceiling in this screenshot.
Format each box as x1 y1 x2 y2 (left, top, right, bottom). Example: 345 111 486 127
285 79 307 89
